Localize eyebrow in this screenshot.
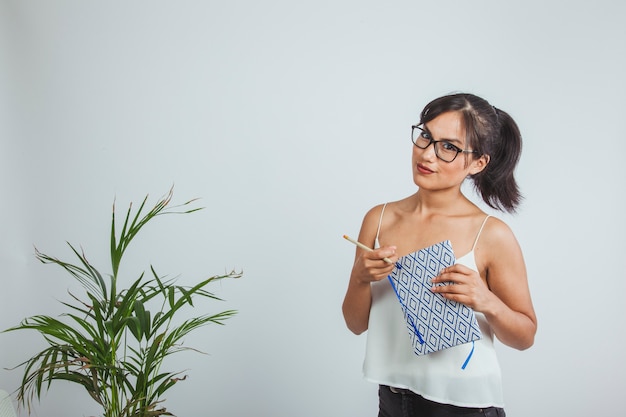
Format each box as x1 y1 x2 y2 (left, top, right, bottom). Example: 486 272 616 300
422 124 464 144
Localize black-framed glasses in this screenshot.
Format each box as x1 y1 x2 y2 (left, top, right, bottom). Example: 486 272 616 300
411 125 478 163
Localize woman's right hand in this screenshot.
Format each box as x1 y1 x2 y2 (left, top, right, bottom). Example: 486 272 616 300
351 246 398 284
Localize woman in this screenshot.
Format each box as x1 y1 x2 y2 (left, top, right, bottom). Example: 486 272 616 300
342 93 537 417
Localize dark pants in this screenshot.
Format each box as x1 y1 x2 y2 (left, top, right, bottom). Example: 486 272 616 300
378 385 506 417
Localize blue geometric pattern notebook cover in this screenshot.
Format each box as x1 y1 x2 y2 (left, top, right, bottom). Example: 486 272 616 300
388 240 482 356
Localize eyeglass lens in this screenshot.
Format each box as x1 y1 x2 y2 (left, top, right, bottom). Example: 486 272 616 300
412 127 460 162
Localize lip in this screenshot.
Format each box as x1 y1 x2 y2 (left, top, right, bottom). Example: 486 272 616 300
416 163 435 174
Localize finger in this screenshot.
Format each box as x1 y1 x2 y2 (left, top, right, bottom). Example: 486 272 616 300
434 264 470 283
363 254 395 269
438 291 464 303
448 263 473 274
431 281 461 294
364 257 396 274
371 267 396 281
432 272 460 285
374 246 397 263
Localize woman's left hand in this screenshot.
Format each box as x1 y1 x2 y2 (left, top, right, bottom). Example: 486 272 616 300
430 264 495 313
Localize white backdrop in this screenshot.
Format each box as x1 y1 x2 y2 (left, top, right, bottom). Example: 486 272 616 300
1 1 625 416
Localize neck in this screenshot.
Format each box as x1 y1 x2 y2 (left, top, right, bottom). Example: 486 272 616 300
410 188 471 215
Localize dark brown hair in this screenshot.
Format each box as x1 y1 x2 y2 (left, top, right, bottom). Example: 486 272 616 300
419 93 523 213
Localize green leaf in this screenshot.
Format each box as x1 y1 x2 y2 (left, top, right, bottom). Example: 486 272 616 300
4 187 240 417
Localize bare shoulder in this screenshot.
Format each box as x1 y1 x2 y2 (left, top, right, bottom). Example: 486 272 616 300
361 198 408 227
362 203 388 227
357 203 388 248
477 216 525 280
485 216 513 236
482 216 519 247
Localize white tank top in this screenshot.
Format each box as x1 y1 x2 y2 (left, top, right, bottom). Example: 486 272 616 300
364 206 504 408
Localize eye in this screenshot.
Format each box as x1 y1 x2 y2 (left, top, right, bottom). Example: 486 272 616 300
441 141 461 152
420 130 432 140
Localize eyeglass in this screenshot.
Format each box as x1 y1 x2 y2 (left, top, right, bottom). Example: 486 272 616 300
411 125 478 163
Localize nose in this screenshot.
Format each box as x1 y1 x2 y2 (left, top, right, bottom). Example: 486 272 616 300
419 140 438 160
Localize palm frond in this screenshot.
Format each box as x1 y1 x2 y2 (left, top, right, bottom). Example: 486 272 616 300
4 188 240 417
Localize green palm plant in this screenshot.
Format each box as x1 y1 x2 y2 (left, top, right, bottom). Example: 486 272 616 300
4 188 241 416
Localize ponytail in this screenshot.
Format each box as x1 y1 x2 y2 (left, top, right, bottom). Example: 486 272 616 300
471 107 523 213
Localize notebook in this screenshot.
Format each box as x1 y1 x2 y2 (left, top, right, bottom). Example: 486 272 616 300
387 240 482 358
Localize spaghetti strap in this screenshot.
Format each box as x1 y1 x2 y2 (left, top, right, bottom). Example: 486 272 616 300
471 215 491 251
374 203 387 249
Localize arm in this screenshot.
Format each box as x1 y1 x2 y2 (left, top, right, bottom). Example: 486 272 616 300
432 218 537 350
342 206 398 335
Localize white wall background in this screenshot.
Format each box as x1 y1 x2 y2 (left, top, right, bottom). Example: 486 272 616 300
1 1 625 416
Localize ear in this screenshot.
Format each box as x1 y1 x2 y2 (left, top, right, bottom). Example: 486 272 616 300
469 154 490 176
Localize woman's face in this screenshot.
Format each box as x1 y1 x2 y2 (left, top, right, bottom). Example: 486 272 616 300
411 111 486 190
